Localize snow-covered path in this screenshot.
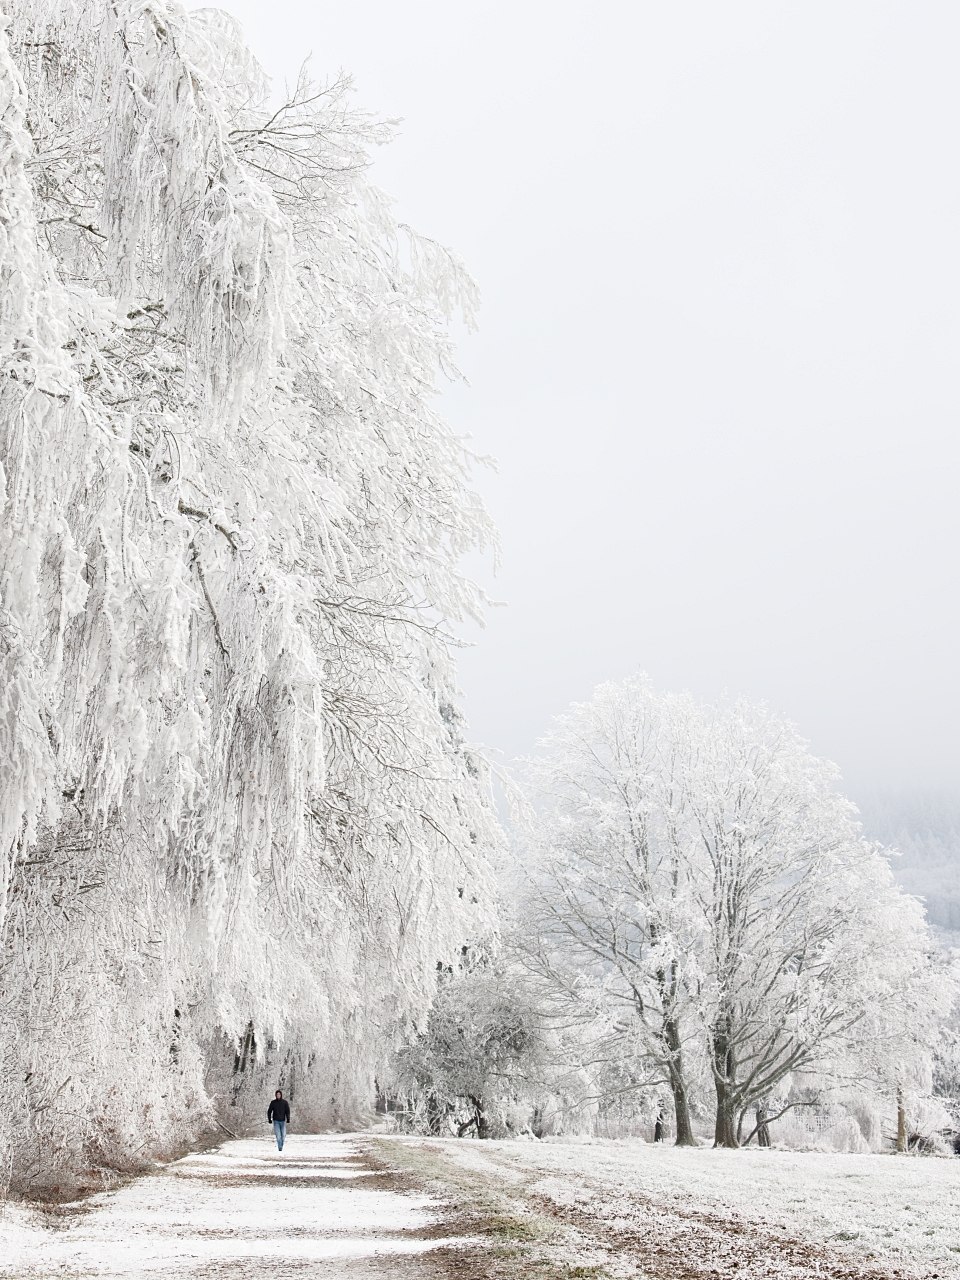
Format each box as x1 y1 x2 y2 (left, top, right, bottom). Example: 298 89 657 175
0 1136 470 1278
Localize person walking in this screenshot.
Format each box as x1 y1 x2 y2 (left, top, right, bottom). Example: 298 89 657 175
268 1090 290 1151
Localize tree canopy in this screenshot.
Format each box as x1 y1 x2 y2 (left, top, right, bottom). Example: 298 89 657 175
519 675 951 1147
0 0 498 1192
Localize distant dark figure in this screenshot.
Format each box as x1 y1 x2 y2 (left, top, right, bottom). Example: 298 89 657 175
268 1090 290 1151
654 1115 664 1143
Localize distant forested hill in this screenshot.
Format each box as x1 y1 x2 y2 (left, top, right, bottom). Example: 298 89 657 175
857 790 960 945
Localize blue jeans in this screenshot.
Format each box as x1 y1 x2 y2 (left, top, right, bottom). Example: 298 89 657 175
273 1119 286 1150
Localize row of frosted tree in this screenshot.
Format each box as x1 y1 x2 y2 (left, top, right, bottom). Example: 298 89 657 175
0 0 498 1193
0 0 953 1195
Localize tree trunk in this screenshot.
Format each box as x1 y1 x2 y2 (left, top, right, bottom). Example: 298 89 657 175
426 1091 444 1135
663 1016 696 1146
472 1096 490 1140
712 1028 739 1148
714 1096 739 1148
896 1086 907 1154
756 1102 771 1147
231 1021 256 1105
531 1105 545 1139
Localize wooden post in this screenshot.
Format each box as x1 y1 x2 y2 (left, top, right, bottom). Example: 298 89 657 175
896 1086 907 1153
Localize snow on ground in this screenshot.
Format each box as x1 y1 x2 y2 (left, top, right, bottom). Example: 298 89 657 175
6 1132 958 1280
397 1136 960 1278
0 1135 470 1278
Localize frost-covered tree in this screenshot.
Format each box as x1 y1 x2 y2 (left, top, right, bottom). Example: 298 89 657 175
522 676 951 1148
390 949 548 1139
680 695 948 1147
519 680 702 1145
0 1 498 1191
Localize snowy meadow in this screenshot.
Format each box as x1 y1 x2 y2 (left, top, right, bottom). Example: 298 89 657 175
380 1136 960 1280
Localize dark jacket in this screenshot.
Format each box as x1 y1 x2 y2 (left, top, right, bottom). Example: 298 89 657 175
268 1098 290 1123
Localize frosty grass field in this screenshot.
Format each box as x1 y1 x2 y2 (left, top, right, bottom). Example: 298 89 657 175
391 1135 960 1277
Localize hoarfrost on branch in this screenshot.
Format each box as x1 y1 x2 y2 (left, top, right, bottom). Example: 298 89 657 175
0 0 498 1189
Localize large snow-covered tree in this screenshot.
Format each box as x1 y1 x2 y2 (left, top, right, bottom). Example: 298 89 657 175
519 680 702 1145
0 0 498 1191
522 675 951 1148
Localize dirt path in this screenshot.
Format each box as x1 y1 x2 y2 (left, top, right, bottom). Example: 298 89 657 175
0 1135 478 1279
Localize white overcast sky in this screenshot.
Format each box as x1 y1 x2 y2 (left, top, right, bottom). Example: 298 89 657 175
224 0 960 800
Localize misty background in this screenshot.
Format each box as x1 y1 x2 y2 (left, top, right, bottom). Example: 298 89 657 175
224 0 960 935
